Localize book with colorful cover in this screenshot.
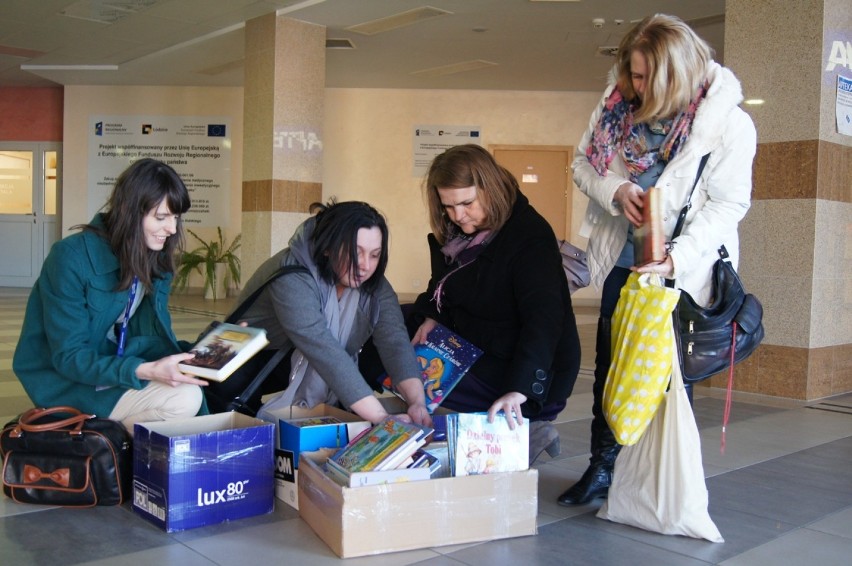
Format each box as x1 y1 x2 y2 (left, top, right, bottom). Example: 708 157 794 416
447 412 529 476
382 324 483 413
329 416 433 474
633 185 666 267
177 321 269 381
285 416 342 428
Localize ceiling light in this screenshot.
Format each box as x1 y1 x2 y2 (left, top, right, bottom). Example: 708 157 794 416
347 7 451 36
20 64 118 71
411 60 497 78
744 99 765 105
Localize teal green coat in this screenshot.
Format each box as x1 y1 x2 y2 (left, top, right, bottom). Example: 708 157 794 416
13 215 204 418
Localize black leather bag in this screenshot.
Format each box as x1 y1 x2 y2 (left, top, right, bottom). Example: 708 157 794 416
675 252 765 383
1 406 132 507
668 154 765 383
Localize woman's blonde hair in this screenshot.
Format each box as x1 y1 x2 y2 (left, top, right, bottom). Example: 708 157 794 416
424 144 517 244
615 13 713 123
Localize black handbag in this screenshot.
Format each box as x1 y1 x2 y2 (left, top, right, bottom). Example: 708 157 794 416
675 247 765 382
1 406 132 507
669 155 765 383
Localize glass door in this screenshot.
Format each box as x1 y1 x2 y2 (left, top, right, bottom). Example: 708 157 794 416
0 142 61 287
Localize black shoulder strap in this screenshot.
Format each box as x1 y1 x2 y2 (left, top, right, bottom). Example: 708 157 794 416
226 264 309 324
671 153 710 240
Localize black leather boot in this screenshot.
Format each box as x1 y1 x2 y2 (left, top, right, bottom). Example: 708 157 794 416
558 317 621 506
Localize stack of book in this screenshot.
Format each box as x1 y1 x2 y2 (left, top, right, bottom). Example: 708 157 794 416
324 417 435 486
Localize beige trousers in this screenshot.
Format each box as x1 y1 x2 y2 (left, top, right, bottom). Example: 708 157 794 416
109 382 203 435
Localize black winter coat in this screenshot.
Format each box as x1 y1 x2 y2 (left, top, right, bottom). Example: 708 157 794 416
412 192 581 416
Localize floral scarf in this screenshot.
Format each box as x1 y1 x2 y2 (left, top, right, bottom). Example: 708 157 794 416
585 84 707 180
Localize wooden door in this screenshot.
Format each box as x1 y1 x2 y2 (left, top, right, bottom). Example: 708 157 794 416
492 145 572 240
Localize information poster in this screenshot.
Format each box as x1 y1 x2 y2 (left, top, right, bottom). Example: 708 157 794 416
412 125 482 177
836 75 852 136
88 116 231 226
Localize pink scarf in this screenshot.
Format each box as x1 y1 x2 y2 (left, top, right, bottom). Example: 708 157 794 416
431 230 493 312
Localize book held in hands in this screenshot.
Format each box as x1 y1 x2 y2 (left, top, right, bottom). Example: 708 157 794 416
177 321 268 381
382 323 483 413
633 185 666 266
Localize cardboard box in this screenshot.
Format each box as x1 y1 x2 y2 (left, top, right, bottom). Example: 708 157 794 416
298 452 538 558
262 404 370 509
132 412 275 532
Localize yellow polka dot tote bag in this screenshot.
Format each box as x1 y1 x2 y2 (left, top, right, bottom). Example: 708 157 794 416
603 272 681 445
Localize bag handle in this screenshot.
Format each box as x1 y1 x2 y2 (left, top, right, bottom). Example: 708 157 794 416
226 264 309 324
15 406 92 435
671 153 710 241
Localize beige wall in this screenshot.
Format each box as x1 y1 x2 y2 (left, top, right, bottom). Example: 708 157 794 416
61 86 245 250
60 84 603 301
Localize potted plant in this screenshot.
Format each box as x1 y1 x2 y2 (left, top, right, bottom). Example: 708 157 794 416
173 227 241 300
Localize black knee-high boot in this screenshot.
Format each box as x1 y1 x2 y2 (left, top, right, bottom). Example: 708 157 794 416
558 317 620 505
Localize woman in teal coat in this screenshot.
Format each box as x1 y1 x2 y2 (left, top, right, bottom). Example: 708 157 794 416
13 158 207 433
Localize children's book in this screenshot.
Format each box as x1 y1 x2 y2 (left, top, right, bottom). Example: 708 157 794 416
177 321 269 381
382 324 483 414
322 457 432 488
446 412 529 476
633 185 666 266
328 416 433 474
285 416 342 428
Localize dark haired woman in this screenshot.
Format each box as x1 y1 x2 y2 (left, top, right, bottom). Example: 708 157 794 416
409 144 581 465
14 158 206 434
207 200 431 427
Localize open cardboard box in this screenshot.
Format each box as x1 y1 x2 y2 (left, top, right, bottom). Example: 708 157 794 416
261 404 370 509
297 450 538 558
132 412 275 532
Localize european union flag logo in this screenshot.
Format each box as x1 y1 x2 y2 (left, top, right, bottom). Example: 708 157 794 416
207 124 226 137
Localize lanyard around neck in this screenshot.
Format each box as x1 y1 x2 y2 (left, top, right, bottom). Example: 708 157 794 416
116 276 139 357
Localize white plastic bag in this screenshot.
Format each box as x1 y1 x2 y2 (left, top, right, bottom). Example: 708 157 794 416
597 345 724 543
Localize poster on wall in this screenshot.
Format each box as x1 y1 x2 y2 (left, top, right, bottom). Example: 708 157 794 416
836 75 852 136
88 116 231 226
412 125 482 177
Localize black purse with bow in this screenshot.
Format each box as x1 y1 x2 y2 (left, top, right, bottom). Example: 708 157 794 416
1 406 132 506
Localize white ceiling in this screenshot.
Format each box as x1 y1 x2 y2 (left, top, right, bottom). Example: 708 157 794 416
0 0 725 92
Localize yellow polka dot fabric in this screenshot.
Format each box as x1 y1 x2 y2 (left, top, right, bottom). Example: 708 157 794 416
603 272 681 445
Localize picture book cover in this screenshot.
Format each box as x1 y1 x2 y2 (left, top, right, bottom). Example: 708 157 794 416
382 324 483 413
448 412 529 476
329 416 432 474
177 321 269 382
633 185 666 267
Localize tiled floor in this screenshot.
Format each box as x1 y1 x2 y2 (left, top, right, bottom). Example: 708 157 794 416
1 287 850 565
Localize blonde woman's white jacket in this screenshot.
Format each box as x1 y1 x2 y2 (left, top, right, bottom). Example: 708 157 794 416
573 62 757 307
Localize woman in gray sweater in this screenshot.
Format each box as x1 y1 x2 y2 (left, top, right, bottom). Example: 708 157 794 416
206 200 431 426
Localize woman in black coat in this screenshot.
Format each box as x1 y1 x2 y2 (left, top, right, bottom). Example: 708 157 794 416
410 144 581 465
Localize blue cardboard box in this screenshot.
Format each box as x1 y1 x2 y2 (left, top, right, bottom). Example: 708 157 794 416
261 405 370 509
132 413 275 532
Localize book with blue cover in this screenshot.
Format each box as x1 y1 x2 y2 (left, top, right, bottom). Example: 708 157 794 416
382 323 483 413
